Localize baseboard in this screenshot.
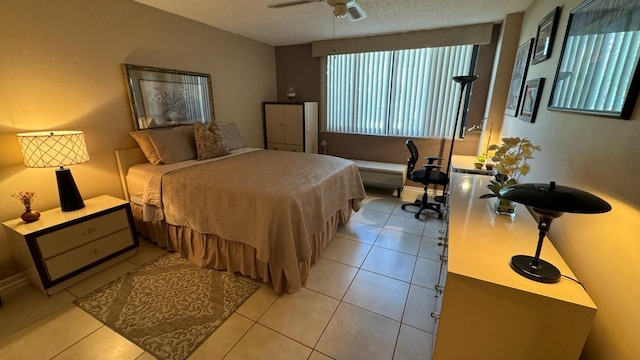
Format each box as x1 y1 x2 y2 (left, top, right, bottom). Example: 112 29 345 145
0 272 29 292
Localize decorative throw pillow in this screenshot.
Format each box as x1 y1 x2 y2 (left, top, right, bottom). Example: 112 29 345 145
194 121 230 160
129 131 163 165
147 125 197 164
219 123 245 150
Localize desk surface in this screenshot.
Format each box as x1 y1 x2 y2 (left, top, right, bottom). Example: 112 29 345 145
450 155 493 175
447 172 596 309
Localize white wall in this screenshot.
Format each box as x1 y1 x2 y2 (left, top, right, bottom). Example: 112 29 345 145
499 0 640 358
0 0 276 278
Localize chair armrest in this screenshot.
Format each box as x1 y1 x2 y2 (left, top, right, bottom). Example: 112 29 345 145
424 156 443 164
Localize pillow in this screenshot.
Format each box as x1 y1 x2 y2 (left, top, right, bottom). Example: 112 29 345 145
147 125 197 164
129 131 163 165
194 121 230 160
219 123 245 150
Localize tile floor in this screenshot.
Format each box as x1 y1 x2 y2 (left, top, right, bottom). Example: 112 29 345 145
0 186 448 360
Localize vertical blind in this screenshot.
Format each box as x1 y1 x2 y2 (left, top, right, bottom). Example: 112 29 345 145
325 45 475 138
550 31 640 112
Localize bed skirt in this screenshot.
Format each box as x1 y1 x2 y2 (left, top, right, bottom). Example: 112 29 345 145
130 201 353 294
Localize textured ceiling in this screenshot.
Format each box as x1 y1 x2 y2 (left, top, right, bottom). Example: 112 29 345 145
134 0 534 46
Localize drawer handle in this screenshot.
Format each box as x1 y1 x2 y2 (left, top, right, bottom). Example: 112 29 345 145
430 312 440 320
89 247 101 255
82 227 96 236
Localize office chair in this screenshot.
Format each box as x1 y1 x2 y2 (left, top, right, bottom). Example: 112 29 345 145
401 139 450 219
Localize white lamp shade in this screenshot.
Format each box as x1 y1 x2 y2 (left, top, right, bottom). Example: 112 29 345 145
16 131 90 168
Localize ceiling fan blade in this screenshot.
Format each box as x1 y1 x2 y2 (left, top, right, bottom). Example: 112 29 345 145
268 0 323 8
346 1 366 20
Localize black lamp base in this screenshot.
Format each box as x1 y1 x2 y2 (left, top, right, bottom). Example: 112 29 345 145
56 167 85 212
510 255 561 283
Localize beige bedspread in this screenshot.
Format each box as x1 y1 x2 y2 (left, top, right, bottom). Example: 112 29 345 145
157 150 366 283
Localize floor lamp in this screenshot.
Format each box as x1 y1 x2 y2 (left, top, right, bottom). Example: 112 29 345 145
435 75 478 203
445 75 478 175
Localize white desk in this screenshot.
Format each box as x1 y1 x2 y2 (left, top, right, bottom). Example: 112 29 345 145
450 154 493 175
433 173 597 360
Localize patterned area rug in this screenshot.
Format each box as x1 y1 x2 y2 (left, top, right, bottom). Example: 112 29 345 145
74 253 258 360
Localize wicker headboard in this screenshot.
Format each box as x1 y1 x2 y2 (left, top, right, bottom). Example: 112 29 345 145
115 147 147 201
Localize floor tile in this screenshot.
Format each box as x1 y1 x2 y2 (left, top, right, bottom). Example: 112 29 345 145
343 270 409 321
361 197 399 213
321 236 371 267
309 350 334 360
336 221 382 244
54 326 144 360
394 324 434 360
411 257 442 289
0 284 76 341
189 313 253 360
65 259 138 298
402 285 438 333
127 238 167 266
258 288 339 347
361 246 416 282
384 215 425 236
235 279 279 321
350 208 391 226
316 302 400 360
422 220 446 239
374 228 422 255
305 258 358 300
0 304 102 359
224 323 312 360
418 237 444 261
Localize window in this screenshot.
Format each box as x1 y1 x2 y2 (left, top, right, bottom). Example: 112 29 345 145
325 45 476 138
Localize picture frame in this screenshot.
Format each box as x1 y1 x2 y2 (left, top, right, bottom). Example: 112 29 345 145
548 0 640 119
505 39 534 117
519 78 545 123
123 64 215 130
531 7 560 64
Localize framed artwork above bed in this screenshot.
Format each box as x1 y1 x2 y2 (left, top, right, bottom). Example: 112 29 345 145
123 64 215 130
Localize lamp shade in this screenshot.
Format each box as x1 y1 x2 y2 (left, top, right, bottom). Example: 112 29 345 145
16 131 89 168
499 181 611 214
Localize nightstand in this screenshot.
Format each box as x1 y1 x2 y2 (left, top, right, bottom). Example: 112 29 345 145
2 195 139 295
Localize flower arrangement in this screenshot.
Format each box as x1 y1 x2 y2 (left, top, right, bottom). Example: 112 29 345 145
12 191 36 210
480 137 541 199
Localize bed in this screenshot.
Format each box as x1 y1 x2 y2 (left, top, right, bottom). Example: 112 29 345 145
115 124 366 294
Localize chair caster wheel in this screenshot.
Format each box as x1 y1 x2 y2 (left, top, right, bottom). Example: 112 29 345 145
401 204 407 210
438 213 444 219
414 213 420 219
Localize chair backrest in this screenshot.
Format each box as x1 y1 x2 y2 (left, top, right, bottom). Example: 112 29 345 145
406 139 419 177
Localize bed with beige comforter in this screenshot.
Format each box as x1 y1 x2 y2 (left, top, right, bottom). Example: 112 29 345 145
126 148 366 293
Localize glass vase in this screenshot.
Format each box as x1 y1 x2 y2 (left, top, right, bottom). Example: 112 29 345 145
495 197 516 217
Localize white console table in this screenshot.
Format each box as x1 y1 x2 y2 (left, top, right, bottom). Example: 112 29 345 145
433 172 597 360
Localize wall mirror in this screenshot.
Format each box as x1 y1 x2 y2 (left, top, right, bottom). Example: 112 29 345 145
123 64 215 130
548 0 640 119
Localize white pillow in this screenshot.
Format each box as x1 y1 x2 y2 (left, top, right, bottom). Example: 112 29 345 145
219 123 245 150
147 125 196 164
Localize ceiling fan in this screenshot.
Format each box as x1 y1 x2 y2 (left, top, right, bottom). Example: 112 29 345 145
268 0 367 20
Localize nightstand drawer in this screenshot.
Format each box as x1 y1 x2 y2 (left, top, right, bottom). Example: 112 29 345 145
44 228 135 281
36 209 129 259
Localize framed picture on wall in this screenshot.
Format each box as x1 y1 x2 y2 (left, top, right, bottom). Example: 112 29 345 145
531 7 560 64
548 0 640 119
505 39 534 117
519 78 545 123
123 64 216 130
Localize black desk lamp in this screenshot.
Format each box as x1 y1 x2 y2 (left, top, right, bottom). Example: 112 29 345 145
445 75 479 175
500 182 611 283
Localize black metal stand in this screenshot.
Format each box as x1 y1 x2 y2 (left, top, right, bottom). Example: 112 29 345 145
509 216 561 283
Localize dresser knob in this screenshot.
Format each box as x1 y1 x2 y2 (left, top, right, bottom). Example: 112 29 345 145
82 227 96 236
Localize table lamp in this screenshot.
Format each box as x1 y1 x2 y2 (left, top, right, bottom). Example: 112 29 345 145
16 131 90 212
500 181 611 283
